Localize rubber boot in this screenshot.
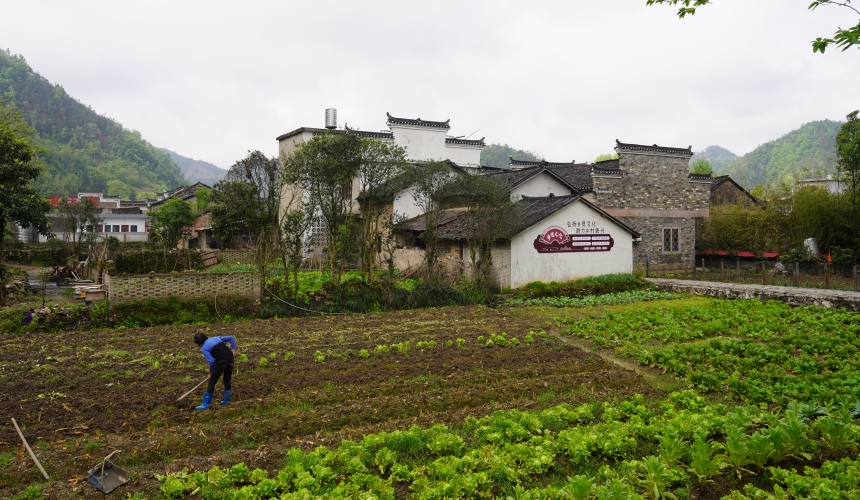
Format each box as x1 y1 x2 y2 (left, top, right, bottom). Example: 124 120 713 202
220 390 231 405
196 392 213 410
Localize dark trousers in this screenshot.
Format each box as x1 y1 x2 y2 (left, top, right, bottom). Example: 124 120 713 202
206 360 233 394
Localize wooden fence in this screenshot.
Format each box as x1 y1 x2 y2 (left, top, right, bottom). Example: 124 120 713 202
105 272 261 304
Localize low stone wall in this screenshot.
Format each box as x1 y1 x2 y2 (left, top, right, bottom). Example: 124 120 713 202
105 272 261 304
646 278 860 312
216 250 256 264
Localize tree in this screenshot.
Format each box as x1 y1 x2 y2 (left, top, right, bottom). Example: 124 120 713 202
356 139 409 282
408 161 458 284
594 153 618 163
56 197 103 254
646 0 860 53
481 144 543 169
222 151 282 282
836 110 860 257
445 173 518 289
282 131 363 287
210 180 257 248
0 100 51 290
690 157 714 174
148 197 195 269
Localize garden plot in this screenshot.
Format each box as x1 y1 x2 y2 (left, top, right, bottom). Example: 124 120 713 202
0 305 657 499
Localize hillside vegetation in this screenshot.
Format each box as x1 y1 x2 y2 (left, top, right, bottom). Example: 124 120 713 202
161 148 227 185
0 49 184 199
481 143 543 168
718 120 841 188
690 144 737 173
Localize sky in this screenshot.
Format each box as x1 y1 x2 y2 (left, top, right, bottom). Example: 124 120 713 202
2 0 858 169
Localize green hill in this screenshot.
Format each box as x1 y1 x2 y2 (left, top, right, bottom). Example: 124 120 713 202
690 145 738 173
0 49 185 199
481 143 543 168
160 148 227 186
720 120 841 188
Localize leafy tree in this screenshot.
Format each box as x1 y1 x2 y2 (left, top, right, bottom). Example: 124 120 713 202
836 110 860 256
446 173 518 289
646 0 860 53
356 139 409 282
194 189 211 213
222 151 281 281
481 143 543 168
55 197 102 254
210 180 256 248
690 157 714 174
0 100 50 289
282 131 363 287
279 202 313 298
408 161 458 284
148 197 195 264
594 153 619 163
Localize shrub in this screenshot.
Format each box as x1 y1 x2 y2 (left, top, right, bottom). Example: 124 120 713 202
511 274 651 300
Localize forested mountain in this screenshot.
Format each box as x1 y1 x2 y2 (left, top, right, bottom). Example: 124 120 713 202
160 148 227 186
481 143 543 168
719 120 841 188
690 145 737 173
0 49 185 199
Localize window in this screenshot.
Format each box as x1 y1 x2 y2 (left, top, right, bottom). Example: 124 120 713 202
340 181 352 201
86 225 94 233
121 225 129 233
104 225 111 233
113 225 120 232
130 225 138 232
662 228 680 253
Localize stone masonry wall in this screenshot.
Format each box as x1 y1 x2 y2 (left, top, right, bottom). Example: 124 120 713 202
591 149 709 270
619 216 697 270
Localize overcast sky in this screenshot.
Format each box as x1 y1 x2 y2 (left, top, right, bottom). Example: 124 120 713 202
3 1 858 168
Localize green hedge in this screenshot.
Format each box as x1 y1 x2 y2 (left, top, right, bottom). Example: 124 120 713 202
510 274 652 300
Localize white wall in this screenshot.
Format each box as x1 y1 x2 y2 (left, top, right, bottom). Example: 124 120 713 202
444 144 482 167
392 186 421 220
389 124 449 162
509 201 633 288
510 173 574 201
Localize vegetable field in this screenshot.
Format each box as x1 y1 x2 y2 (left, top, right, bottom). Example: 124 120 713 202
1 296 859 499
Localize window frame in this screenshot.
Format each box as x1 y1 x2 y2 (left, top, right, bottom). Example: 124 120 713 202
661 227 681 254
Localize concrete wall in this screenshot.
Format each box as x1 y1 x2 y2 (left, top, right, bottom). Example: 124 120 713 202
509 201 634 288
389 124 449 162
443 143 482 168
510 173 575 201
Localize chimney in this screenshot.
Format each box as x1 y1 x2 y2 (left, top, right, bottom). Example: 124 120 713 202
325 108 337 130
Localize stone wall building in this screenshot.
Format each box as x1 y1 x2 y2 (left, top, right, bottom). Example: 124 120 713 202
710 175 757 206
586 141 711 271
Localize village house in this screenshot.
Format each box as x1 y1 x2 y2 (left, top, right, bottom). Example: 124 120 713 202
276 110 760 284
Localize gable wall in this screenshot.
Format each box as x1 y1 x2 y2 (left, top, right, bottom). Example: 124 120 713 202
510 173 574 201
509 201 633 288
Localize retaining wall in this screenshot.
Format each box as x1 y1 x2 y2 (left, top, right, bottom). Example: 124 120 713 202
646 278 860 312
105 272 261 304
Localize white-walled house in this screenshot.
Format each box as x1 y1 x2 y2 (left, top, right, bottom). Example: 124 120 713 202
41 211 149 244
416 194 639 288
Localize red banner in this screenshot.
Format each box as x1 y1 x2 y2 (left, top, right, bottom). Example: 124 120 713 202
533 226 614 253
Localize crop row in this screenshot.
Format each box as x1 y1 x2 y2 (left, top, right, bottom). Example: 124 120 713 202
564 300 860 405
504 290 683 308
158 390 860 499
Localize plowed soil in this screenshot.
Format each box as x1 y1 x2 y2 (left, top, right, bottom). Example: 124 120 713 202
0 305 661 498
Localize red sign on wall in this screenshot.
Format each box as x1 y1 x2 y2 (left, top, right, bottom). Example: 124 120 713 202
533 226 614 253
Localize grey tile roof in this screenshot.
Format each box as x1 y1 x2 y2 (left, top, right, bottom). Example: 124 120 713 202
445 137 485 146
615 140 693 156
434 195 640 241
386 112 451 129
545 164 595 191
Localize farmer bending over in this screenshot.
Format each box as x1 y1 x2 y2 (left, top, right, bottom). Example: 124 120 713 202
193 332 237 410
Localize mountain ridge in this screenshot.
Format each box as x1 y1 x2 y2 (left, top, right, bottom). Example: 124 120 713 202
160 148 227 186
0 48 185 200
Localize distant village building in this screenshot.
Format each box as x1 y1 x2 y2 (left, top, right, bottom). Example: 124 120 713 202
276 110 750 284
797 175 845 195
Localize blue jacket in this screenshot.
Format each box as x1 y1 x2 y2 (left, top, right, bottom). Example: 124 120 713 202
200 336 236 369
